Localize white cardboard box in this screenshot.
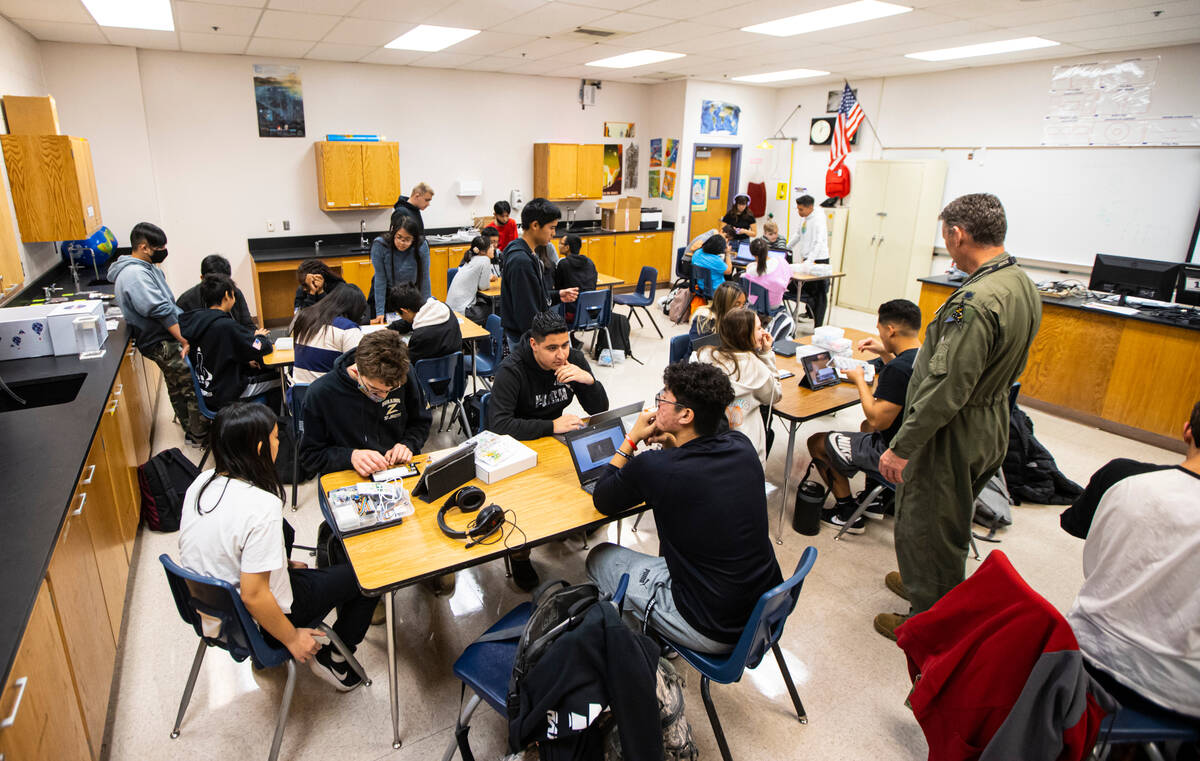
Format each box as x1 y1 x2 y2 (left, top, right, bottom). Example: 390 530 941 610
47 300 108 356
469 430 537 484
0 305 56 360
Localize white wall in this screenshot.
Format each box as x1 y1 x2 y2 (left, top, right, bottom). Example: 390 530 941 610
0 15 58 285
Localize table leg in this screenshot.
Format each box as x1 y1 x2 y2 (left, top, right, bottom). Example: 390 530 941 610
775 419 799 544
468 337 478 393
385 590 401 749
277 367 287 417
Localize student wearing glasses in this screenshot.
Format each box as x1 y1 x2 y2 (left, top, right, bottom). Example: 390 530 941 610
586 362 783 654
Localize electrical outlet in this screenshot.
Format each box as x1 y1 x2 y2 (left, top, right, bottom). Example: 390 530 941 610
266 220 275 232
282 220 291 231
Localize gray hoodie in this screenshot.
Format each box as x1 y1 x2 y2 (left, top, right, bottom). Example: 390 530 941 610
109 255 181 347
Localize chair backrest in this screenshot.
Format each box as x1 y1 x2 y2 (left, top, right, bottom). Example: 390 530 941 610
481 313 504 365
159 554 289 669
480 392 492 432
288 382 309 436
636 266 658 299
669 334 692 365
675 246 691 280
184 355 217 419
718 546 818 681
448 267 458 290
413 351 466 408
570 289 612 331
1008 382 1021 414
693 268 717 299
747 281 771 318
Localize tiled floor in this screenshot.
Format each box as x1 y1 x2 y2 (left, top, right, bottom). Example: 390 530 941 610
105 305 1181 761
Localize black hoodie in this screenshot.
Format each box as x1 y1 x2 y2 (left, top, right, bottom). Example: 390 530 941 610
178 308 272 410
391 194 425 237
500 237 557 337
300 348 431 476
487 331 609 440
176 283 256 329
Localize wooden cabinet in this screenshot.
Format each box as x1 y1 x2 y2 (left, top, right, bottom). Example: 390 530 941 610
612 232 673 286
339 257 375 305
433 245 463 302
0 582 91 761
0 176 24 303
579 235 614 277
79 427 129 643
534 143 603 201
0 135 102 242
103 380 140 562
314 141 400 211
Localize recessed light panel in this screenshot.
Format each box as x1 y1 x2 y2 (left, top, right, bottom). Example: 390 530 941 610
385 25 480 52
733 68 830 83
742 0 912 37
906 36 1059 61
585 50 686 69
82 0 174 31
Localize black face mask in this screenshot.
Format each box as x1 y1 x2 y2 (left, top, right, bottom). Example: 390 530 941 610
150 247 169 263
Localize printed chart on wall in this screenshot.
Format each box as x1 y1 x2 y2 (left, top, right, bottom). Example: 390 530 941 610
253 64 305 138
691 176 709 211
648 138 678 199
700 100 740 135
1042 57 1200 146
603 144 623 195
625 143 639 190
604 122 635 138
648 138 662 198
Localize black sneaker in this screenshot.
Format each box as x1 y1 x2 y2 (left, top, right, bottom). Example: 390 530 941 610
856 488 891 520
820 507 866 535
511 556 540 592
308 646 362 692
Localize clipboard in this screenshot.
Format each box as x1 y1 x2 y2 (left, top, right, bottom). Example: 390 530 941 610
411 441 477 503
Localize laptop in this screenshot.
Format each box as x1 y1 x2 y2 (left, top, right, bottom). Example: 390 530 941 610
563 418 627 494
553 400 643 443
733 242 754 266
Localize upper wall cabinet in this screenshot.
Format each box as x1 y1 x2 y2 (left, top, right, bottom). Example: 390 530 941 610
0 135 102 242
533 143 603 202
315 141 400 211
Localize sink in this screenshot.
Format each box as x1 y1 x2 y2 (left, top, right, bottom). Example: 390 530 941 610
566 221 602 234
0 373 86 413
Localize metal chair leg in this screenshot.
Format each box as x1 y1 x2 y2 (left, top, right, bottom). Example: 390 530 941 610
632 512 644 532
969 533 981 560
641 306 663 338
700 676 734 761
772 642 807 723
628 306 644 327
457 403 471 437
438 404 448 432
198 448 209 470
441 691 483 761
316 623 372 687
291 430 299 511
835 484 886 541
267 660 297 761
171 640 208 738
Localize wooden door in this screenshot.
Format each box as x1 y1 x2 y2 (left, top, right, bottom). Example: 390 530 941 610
581 235 614 277
0 171 25 300
71 137 102 236
119 347 151 465
647 232 673 282
46 482 117 756
339 257 375 303
613 234 641 286
103 384 140 561
576 144 604 200
534 143 578 201
432 246 459 301
362 142 400 208
688 147 733 242
316 142 364 210
0 582 92 761
869 162 923 312
838 161 890 311
80 425 129 643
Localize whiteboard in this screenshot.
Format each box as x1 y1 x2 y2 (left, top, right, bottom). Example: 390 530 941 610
881 147 1200 268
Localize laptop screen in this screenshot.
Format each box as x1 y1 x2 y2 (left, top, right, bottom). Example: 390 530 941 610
736 242 752 260
565 420 626 484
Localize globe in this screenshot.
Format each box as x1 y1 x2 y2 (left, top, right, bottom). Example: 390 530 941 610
61 226 118 268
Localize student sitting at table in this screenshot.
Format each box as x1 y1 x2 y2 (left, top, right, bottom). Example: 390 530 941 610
756 220 787 252
176 254 256 329
691 308 782 464
447 235 498 326
295 258 355 313
179 402 376 691
740 239 792 315
554 234 597 324
299 330 431 478
492 200 519 251
690 234 734 297
179 274 279 411
805 299 922 535
689 281 745 343
291 284 366 386
386 283 462 362
586 362 783 654
481 225 502 271
685 223 736 254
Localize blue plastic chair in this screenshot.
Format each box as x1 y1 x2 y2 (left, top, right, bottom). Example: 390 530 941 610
414 351 471 437
448 267 458 290
479 392 491 433
1094 705 1200 760
569 289 613 357
442 575 629 761
614 266 663 338
693 267 719 300
747 281 772 319
159 554 370 761
666 547 818 761
464 314 503 389
669 334 691 365
675 246 691 282
186 355 268 469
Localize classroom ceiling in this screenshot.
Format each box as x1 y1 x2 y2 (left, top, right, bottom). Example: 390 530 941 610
3 0 1199 87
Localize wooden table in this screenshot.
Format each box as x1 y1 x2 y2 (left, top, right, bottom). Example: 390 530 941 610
480 272 622 299
770 327 875 542
319 437 646 748
788 271 845 326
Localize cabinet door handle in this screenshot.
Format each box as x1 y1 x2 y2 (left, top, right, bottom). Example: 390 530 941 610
869 235 877 245
0 676 27 729
877 236 885 246
108 399 119 415
114 383 123 396
72 492 87 517
81 464 96 485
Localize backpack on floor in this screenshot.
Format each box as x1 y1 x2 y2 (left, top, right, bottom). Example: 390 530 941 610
592 312 633 361
464 389 490 433
599 657 699 760
667 287 692 324
138 448 199 532
314 519 348 569
274 410 315 485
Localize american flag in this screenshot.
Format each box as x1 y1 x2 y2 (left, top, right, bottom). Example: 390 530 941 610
829 83 864 171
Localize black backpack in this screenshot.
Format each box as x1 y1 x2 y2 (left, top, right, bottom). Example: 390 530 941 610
314 519 348 568
138 448 199 532
591 312 633 360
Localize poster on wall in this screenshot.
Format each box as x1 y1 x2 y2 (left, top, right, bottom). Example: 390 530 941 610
650 138 662 167
648 170 661 198
691 175 709 210
664 138 679 169
604 122 635 138
603 144 623 195
661 169 676 200
700 100 740 135
253 64 305 138
625 143 639 190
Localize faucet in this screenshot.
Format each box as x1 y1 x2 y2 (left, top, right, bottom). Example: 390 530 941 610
43 285 63 301
360 220 368 248
66 244 84 292
314 239 323 253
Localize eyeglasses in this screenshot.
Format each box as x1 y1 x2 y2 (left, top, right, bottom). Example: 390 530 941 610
358 379 396 402
654 391 687 411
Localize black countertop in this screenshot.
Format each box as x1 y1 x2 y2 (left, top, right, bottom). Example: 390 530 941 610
918 274 1200 332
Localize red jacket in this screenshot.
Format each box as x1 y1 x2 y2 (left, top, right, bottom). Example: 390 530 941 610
896 551 1111 761
496 217 518 251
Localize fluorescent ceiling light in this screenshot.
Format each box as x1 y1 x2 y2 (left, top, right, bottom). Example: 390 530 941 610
585 49 685 69
385 24 480 52
81 0 173 31
733 68 830 83
743 0 911 37
906 36 1059 61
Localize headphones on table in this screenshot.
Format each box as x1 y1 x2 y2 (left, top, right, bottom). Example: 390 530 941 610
437 486 506 548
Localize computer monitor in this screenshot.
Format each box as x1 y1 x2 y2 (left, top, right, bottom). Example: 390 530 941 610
1088 254 1181 305
1177 263 1200 307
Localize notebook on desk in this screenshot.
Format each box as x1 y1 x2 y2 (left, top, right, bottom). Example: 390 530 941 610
563 418 627 495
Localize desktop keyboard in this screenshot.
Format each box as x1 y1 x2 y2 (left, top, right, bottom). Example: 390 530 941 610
1081 302 1139 316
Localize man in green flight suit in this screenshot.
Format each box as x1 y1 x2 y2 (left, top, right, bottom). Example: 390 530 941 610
874 193 1041 640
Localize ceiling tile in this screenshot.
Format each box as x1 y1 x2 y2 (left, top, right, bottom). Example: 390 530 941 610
491 2 612 36
459 55 524 71
500 37 592 60
198 0 267 6
101 27 180 49
611 20 724 48
255 8 339 39
539 41 634 63
1071 27 1200 51
423 0 548 30
441 30 537 56
9 17 106 42
1051 15 1200 43
842 19 999 50
663 32 752 56
266 0 359 13
557 0 646 9
179 31 250 52
305 41 374 60
633 0 750 21
321 16 412 46
245 36 314 56
174 1 264 35
347 0 433 23
586 12 670 33
0 0 93 24
408 51 484 68
357 47 425 65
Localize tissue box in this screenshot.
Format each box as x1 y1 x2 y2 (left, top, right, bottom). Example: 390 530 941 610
812 326 844 347
47 300 108 356
469 430 537 484
0 305 55 360
599 196 642 232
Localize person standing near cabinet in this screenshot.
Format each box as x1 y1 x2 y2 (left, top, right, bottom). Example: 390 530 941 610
787 195 830 327
392 181 433 238
370 214 429 323
492 200 518 251
500 198 578 351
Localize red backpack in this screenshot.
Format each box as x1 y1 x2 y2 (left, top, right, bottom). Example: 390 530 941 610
825 165 851 198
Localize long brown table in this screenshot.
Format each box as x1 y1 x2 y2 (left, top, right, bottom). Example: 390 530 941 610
480 272 622 299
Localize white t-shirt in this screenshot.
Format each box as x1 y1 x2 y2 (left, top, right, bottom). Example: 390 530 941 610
1066 466 1200 717
179 472 293 619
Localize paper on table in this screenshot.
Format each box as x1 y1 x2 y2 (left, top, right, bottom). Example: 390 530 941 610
273 336 294 350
